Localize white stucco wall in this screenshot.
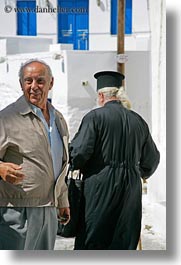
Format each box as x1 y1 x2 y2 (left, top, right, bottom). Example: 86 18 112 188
89 0 150 51
0 36 53 54
0 0 16 36
148 0 166 202
0 0 151 50
146 0 166 238
37 0 57 43
132 0 150 33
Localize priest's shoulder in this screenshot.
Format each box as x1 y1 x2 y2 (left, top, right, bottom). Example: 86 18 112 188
129 109 150 129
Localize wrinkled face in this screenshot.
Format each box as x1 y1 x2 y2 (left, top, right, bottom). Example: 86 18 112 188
20 62 54 109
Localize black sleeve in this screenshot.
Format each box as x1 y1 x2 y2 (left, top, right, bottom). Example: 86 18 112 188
139 131 160 178
69 111 97 170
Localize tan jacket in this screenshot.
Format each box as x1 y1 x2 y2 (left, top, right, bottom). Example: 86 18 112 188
0 96 69 208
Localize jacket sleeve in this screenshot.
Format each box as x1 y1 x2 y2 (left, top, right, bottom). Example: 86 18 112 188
139 130 160 179
0 117 7 160
57 181 69 208
58 115 70 208
69 111 97 170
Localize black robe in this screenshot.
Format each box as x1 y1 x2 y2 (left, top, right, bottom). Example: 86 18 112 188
69 101 160 250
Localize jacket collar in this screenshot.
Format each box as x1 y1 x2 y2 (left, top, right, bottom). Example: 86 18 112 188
104 100 123 107
16 95 55 117
15 96 67 137
15 95 33 115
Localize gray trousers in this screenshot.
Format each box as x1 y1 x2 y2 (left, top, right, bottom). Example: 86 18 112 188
0 207 58 250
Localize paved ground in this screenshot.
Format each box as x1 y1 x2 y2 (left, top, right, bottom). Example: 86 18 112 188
140 195 166 250
54 194 166 251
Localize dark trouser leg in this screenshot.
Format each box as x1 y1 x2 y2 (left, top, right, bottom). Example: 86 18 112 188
0 207 27 250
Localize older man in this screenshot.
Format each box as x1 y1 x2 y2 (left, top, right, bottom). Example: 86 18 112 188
0 59 70 250
69 71 160 250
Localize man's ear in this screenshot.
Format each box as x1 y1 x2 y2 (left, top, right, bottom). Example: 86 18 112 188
99 92 104 101
49 77 54 91
19 79 23 90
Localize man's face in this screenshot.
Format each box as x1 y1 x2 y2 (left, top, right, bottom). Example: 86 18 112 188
20 62 54 109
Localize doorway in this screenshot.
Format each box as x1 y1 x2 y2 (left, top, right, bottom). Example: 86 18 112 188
57 0 89 50
16 0 37 36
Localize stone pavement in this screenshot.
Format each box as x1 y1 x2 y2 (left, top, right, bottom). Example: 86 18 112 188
54 194 166 251
140 195 166 250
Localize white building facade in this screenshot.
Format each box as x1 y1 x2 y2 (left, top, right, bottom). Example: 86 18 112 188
0 0 149 49
0 0 166 240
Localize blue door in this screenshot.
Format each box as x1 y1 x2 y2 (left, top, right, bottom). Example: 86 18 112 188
17 0 36 36
111 0 132 35
58 0 89 50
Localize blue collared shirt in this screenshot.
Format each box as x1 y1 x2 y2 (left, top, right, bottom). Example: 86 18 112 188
31 103 63 180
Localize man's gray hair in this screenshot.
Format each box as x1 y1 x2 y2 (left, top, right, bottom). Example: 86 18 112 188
98 87 119 98
99 86 131 109
18 58 53 80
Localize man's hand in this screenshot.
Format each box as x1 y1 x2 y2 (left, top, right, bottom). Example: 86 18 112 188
0 162 25 185
58 207 70 225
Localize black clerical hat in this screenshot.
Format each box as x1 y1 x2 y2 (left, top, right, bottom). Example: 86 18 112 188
94 71 125 91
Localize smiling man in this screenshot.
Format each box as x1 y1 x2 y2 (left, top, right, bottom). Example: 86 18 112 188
0 59 70 250
19 60 53 124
